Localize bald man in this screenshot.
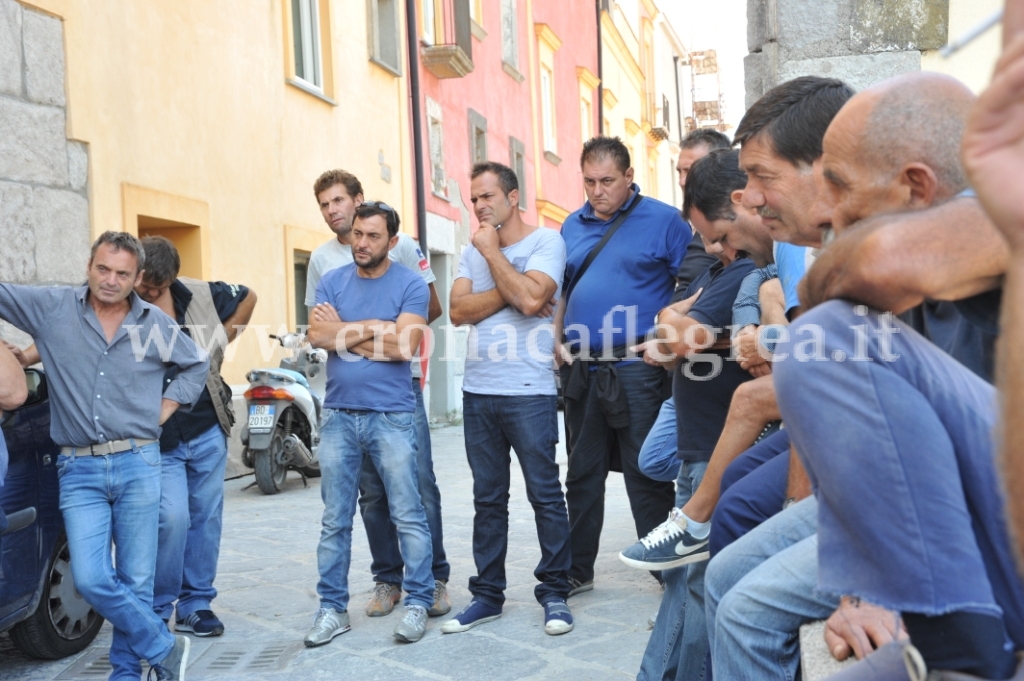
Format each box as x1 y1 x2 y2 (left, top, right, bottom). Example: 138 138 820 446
775 72 1022 680
707 72 1016 681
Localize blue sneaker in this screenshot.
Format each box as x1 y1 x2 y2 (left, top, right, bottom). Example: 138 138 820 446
618 509 709 570
543 600 573 636
175 610 224 637
439 600 502 634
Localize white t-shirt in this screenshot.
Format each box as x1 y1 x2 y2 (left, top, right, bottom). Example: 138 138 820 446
457 227 566 396
305 232 436 378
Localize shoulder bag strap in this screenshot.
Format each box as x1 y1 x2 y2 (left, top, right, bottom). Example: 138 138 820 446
563 193 643 307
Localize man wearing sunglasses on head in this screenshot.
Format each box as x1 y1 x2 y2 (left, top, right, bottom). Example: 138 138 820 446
306 170 450 621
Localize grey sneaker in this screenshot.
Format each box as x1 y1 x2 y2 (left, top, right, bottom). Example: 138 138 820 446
428 580 451 617
366 582 402 617
303 607 350 648
393 605 428 643
152 635 190 681
567 578 593 597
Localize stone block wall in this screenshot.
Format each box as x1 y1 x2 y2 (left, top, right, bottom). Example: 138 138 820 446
0 0 90 343
745 0 949 106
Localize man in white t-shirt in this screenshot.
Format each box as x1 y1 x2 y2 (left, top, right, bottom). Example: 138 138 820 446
443 162 573 637
305 170 450 619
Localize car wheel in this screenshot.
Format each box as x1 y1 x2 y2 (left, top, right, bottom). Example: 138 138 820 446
9 533 104 659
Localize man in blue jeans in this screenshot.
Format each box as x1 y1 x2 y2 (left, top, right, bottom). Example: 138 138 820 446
0 231 208 681
305 201 434 645
134 236 256 638
304 169 449 618
445 162 573 636
627 150 758 681
776 72 1023 679
709 72 1016 680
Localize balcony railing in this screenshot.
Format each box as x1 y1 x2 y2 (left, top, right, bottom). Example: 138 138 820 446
421 0 474 79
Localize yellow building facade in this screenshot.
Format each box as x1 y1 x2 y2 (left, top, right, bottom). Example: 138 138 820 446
599 0 690 208
18 0 417 383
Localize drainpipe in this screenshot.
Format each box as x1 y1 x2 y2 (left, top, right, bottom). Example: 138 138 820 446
406 0 428 257
596 0 603 129
673 54 683 144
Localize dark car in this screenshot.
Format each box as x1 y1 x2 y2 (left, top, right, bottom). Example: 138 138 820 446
0 368 103 658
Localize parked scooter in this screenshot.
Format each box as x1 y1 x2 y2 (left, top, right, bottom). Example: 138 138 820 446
241 333 327 494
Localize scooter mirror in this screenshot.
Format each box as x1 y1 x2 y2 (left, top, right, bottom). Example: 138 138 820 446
279 333 302 349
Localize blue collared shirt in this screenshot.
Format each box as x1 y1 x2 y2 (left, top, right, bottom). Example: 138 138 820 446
561 184 691 353
0 284 208 447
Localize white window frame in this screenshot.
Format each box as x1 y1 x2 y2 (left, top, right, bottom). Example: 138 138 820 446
541 65 556 153
293 0 323 89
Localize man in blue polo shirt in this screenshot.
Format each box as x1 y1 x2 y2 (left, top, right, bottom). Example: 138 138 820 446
554 136 691 595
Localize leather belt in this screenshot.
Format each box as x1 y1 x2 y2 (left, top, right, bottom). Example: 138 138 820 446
60 438 157 457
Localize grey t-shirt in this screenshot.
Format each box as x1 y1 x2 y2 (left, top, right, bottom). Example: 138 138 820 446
457 227 566 396
305 232 436 378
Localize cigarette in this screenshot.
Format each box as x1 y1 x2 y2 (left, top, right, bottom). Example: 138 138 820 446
941 8 1002 58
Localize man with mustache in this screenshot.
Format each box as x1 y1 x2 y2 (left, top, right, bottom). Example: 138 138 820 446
780 71 1020 679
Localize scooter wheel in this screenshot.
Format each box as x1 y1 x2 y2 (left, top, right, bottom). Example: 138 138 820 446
253 431 288 494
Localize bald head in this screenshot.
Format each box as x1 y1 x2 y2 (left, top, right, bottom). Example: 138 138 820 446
817 72 976 232
857 72 975 196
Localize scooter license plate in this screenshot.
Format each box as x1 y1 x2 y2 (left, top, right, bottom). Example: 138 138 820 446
248 404 275 432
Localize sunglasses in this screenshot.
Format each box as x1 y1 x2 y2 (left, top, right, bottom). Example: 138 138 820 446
360 200 396 214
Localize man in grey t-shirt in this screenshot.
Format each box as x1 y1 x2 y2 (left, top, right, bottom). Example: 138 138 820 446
306 170 450 618
444 162 573 636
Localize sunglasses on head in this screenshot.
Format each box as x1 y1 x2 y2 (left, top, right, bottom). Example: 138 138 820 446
360 200 396 214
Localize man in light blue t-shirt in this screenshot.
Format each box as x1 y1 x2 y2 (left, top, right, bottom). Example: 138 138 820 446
444 162 574 637
303 202 433 646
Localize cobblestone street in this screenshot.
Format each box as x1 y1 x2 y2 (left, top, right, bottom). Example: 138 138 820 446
1 421 663 681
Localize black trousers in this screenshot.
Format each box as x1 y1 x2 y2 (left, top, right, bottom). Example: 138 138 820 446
560 360 676 583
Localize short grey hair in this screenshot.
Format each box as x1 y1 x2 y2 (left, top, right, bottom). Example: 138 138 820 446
90 231 146 274
861 74 973 196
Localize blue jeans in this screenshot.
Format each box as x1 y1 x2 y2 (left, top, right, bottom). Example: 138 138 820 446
316 408 433 611
154 423 227 621
774 301 1024 649
638 397 680 483
638 460 709 681
462 392 571 607
706 497 835 681
57 443 175 681
358 380 449 584
709 430 790 556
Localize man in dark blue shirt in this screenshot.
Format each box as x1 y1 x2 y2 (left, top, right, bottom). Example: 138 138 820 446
135 236 256 640
554 137 691 595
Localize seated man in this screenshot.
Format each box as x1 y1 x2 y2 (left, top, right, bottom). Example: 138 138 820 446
705 72 990 680
630 149 758 681
774 72 1022 679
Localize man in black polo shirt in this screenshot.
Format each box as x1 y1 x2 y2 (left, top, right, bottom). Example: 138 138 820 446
136 237 256 638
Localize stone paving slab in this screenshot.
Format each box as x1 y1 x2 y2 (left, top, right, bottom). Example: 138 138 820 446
1 421 663 680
